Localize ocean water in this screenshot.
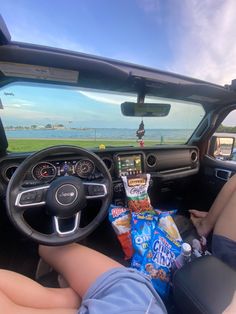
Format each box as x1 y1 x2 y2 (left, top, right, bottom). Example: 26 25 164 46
5 128 194 141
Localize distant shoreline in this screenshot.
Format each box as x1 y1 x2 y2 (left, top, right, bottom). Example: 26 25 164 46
6 128 191 142
8 137 156 141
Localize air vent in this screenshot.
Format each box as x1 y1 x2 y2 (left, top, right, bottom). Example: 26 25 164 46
4 165 18 181
102 157 113 171
191 151 198 163
146 154 157 168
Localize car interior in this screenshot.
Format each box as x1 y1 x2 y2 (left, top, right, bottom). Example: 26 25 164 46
0 15 236 314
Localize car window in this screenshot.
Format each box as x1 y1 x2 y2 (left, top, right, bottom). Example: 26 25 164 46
0 82 205 152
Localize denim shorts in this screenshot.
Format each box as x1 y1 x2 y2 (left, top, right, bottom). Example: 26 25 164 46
78 267 167 314
212 234 236 270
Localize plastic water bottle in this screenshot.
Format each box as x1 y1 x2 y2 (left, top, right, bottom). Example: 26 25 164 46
175 243 191 269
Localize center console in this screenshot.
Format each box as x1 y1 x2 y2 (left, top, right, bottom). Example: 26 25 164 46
173 255 236 314
112 152 146 206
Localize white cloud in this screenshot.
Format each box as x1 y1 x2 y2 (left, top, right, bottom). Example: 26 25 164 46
79 90 136 105
168 0 236 85
138 0 236 85
1 107 64 121
4 98 35 108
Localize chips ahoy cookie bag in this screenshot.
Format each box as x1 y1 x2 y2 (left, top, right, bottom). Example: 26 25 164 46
144 226 182 298
121 174 153 213
130 211 182 298
108 204 133 260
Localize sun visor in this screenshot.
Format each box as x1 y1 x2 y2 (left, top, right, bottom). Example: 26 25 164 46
0 62 79 84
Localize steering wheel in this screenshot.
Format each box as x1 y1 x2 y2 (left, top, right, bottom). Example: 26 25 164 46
6 145 113 245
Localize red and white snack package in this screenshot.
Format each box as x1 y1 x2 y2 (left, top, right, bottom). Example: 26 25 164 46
108 204 133 260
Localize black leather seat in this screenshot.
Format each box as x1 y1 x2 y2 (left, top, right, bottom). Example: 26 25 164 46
173 255 236 314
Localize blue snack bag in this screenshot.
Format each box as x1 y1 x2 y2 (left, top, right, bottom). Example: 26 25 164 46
131 212 155 270
143 226 182 298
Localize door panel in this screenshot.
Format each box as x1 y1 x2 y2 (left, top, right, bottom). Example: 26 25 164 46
198 155 236 210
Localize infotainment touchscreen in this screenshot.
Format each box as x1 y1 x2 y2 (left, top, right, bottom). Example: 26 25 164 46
117 154 142 176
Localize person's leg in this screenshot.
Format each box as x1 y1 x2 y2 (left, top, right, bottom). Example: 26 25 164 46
213 188 236 241
0 244 122 310
0 269 80 309
190 174 236 236
211 189 236 269
39 243 123 298
0 290 77 314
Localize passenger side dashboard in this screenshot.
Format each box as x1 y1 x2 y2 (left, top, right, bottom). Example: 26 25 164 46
97 146 199 180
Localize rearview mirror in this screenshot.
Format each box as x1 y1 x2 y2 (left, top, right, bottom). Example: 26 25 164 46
121 102 171 117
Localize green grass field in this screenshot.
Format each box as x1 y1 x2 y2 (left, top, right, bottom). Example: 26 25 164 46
7 138 183 152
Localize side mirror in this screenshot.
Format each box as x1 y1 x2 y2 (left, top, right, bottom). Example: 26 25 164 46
209 135 235 160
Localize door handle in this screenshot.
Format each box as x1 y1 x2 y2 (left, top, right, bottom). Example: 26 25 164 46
215 168 232 181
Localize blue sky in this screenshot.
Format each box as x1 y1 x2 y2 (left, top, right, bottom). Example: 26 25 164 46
2 0 236 85
1 0 236 128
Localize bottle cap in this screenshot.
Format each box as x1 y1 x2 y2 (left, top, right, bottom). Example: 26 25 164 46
181 242 191 255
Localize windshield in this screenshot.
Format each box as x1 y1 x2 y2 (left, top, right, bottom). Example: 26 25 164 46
0 82 205 152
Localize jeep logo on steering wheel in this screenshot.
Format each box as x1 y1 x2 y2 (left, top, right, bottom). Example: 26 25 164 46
55 184 78 206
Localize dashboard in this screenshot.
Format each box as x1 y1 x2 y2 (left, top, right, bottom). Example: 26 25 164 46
0 146 199 196
0 145 200 210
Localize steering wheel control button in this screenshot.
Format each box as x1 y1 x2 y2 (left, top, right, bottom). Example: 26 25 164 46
55 184 78 206
35 190 44 203
90 185 104 195
84 183 107 198
20 191 36 204
15 186 49 207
